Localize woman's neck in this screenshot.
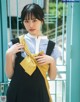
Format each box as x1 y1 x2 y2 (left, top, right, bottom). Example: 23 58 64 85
28 32 42 38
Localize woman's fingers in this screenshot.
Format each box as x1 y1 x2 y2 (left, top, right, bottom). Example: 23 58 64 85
9 43 24 54
16 43 24 48
16 44 24 52
35 55 47 65
35 54 53 65
36 57 45 62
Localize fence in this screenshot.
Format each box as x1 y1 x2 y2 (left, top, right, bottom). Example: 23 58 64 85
0 0 67 102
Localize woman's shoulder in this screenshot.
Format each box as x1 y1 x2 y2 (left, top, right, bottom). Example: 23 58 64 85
8 36 20 47
11 37 19 44
9 34 24 44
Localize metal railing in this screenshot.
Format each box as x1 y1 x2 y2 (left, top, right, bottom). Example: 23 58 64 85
0 0 67 102
0 79 66 102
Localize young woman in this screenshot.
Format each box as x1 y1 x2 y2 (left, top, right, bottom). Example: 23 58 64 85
6 3 61 102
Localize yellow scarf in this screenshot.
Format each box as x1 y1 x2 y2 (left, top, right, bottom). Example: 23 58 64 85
19 35 52 102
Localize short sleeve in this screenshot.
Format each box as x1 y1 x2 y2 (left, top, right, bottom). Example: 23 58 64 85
8 41 13 48
51 44 61 60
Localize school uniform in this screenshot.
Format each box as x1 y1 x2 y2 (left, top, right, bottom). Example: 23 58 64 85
6 33 60 102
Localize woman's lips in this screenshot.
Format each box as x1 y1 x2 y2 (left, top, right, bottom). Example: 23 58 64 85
29 29 35 31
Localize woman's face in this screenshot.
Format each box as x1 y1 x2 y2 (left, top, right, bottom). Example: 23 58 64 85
23 14 43 36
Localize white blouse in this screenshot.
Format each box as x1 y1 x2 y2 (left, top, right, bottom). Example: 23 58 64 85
8 33 61 60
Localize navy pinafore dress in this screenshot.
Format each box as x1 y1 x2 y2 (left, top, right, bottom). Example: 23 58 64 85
6 38 55 102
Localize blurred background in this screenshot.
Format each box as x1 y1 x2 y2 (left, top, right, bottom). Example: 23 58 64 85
0 0 80 102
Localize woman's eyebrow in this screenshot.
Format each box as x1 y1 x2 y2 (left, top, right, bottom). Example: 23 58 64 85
32 18 37 20
25 17 37 20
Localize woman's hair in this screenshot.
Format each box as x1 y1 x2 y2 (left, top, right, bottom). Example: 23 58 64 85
21 3 44 22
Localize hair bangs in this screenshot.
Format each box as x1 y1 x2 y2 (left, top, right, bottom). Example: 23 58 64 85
21 3 44 22
24 12 34 20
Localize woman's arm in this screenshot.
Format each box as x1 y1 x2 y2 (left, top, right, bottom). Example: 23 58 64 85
48 57 57 80
35 54 57 80
5 51 15 79
48 44 61 80
5 43 24 79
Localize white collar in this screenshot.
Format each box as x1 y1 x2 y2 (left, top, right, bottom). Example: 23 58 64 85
26 33 48 39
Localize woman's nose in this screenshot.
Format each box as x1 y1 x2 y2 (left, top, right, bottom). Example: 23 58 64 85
29 21 33 27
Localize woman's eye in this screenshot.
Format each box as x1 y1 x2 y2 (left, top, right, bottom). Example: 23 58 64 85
33 19 37 22
24 20 29 23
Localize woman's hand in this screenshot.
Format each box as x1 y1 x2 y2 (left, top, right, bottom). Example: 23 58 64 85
35 53 57 80
35 54 54 65
5 43 24 79
6 43 24 55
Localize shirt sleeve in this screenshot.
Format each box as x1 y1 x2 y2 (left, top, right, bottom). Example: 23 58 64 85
8 41 13 48
51 44 61 60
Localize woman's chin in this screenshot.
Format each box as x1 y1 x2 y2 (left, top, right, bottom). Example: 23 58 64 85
29 31 37 35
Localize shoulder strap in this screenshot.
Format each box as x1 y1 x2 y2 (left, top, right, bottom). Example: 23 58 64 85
11 38 19 44
46 40 55 56
11 38 21 56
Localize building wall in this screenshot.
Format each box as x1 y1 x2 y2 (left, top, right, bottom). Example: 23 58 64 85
8 0 32 17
